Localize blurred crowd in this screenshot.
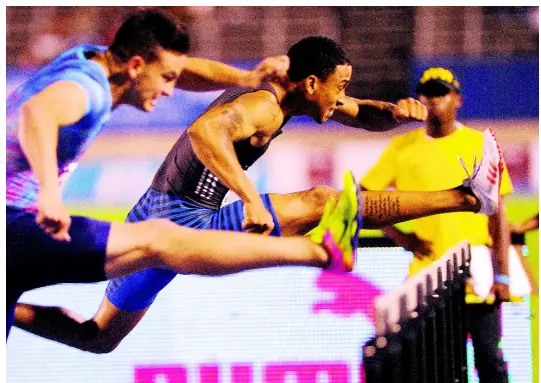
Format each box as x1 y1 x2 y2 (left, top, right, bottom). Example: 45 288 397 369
7 6 538 68
6 6 539 105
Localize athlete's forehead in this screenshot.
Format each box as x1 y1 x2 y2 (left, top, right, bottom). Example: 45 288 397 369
152 49 187 75
324 63 352 84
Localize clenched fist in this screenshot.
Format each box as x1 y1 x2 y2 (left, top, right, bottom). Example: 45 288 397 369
392 97 428 123
36 189 72 242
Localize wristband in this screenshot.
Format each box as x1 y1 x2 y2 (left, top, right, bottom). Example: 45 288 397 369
511 232 525 245
494 274 511 286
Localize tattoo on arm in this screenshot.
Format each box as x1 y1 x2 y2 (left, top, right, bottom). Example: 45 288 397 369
208 105 244 137
364 194 401 222
209 97 281 140
220 106 244 131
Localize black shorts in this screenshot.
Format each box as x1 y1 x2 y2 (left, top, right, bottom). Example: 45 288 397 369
6 206 111 337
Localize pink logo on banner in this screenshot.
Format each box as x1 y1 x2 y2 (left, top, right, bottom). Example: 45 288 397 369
133 271 382 383
199 364 253 383
135 363 355 383
134 365 187 383
135 364 254 383
312 271 382 324
265 362 349 383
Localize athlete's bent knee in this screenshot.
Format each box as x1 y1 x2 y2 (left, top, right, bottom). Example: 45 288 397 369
89 340 121 354
138 218 194 268
70 320 121 354
137 218 177 251
308 185 338 207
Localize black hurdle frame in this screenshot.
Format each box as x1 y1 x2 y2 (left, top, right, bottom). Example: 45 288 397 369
362 245 471 383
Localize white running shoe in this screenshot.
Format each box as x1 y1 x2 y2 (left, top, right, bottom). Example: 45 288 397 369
459 128 504 215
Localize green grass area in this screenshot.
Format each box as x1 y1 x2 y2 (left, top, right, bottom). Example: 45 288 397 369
68 206 132 221
69 195 539 382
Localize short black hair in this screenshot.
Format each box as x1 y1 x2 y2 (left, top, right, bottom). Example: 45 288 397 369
110 8 190 62
287 36 351 82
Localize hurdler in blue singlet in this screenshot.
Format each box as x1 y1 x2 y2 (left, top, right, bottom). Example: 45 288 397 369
7 45 112 211
6 45 114 336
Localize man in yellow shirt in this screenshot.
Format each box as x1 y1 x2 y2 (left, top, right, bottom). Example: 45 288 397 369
361 67 512 383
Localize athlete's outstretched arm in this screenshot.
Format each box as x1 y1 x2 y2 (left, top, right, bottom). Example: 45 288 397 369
176 56 289 92
19 81 89 242
14 297 146 353
331 96 428 131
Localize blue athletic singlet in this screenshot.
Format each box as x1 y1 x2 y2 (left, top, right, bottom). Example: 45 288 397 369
7 44 112 211
106 84 290 311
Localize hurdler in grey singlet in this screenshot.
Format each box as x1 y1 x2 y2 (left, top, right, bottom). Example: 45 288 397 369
106 83 290 311
150 83 290 210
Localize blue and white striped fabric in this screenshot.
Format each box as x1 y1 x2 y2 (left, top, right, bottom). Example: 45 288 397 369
106 188 281 312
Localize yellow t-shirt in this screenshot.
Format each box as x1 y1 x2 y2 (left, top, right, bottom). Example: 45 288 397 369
361 124 514 275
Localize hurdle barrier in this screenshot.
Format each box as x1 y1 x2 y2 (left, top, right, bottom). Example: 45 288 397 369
362 240 471 383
